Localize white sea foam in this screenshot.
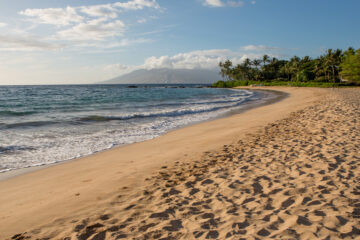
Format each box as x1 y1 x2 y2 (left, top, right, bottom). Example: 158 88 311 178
0 87 270 173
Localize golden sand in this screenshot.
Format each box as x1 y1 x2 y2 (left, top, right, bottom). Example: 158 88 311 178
1 87 359 239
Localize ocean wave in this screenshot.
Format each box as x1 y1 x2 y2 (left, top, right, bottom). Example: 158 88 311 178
0 87 262 173
78 99 247 122
1 120 60 129
0 145 37 153
151 95 252 108
0 110 37 116
0 96 250 129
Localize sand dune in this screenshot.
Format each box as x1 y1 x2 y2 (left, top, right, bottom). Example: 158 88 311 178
2 87 360 239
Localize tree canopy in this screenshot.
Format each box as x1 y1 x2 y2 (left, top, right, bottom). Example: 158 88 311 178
215 47 360 87
340 48 360 82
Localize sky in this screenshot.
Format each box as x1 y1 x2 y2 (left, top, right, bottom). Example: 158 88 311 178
0 0 359 85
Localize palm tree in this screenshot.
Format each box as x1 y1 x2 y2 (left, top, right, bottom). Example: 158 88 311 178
233 64 244 80
218 62 225 80
252 59 261 80
325 49 334 82
302 56 311 63
221 60 233 81
290 56 300 81
332 49 343 82
324 49 342 83
262 54 269 67
261 55 270 79
283 62 292 81
344 47 355 56
252 59 261 69
269 57 279 74
323 59 331 81
314 57 324 79
271 57 278 63
243 58 253 80
244 58 251 67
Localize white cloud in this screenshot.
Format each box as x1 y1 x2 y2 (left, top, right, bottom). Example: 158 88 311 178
105 63 133 71
79 0 159 20
57 19 125 41
146 49 251 70
72 38 150 50
19 0 159 26
242 45 282 51
19 6 83 26
104 63 139 72
250 1 256 4
104 63 137 77
204 0 224 7
0 35 63 51
228 1 244 7
142 49 238 69
114 0 160 10
138 18 147 23
15 0 160 49
104 45 286 78
80 4 118 19
105 48 272 76
0 22 7 28
203 0 244 7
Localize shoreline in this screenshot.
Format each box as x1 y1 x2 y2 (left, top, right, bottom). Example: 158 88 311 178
0 88 286 182
0 87 328 238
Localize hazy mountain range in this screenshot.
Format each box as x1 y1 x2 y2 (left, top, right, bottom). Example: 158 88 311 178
102 68 220 84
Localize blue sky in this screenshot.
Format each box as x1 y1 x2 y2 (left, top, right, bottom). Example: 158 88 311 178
0 0 359 85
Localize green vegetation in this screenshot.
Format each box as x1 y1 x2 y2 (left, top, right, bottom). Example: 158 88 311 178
213 48 360 88
340 48 360 82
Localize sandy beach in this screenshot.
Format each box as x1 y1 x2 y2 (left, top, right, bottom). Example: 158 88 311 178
1 87 359 239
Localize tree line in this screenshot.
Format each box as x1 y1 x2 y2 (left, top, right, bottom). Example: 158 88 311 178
215 47 360 87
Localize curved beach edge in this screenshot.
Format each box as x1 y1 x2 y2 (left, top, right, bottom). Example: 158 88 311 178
0 88 286 181
0 87 332 238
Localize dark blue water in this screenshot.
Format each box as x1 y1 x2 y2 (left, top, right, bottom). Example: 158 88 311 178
0 84 261 172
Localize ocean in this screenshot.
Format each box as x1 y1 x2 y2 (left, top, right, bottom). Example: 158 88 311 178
0 84 267 173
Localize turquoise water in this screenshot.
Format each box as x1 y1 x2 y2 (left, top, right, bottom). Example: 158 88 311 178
0 84 261 172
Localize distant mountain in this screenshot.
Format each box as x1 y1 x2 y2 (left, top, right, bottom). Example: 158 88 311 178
102 68 220 84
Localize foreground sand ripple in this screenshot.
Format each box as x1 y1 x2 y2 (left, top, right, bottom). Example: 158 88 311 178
11 89 360 240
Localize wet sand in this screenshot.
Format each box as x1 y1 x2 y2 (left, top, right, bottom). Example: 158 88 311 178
1 87 359 239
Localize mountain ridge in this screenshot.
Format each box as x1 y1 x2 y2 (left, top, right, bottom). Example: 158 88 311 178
102 68 220 84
